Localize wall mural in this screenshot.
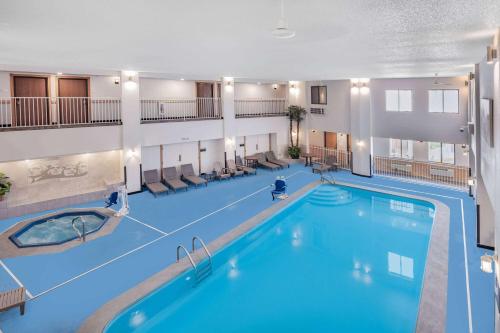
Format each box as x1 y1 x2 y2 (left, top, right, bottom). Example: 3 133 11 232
28 160 88 183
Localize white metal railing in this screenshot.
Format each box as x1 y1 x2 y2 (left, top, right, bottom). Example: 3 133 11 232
307 145 352 170
0 97 121 129
140 97 222 122
373 156 469 189
235 99 288 118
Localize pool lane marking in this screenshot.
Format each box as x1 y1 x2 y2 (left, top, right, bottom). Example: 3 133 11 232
323 172 474 333
166 170 305 236
0 260 33 299
29 234 168 300
29 170 306 300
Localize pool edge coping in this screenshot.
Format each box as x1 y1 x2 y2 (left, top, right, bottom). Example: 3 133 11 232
78 179 449 333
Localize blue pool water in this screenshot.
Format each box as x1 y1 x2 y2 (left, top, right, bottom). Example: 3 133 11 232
106 185 435 333
10 211 108 247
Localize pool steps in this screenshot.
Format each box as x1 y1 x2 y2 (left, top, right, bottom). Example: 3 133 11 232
307 187 355 207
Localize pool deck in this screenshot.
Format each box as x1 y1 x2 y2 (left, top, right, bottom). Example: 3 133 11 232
0 163 493 333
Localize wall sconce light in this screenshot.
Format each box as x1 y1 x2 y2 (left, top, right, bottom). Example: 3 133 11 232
124 71 137 90
467 178 475 186
480 253 497 273
356 140 365 147
291 130 298 137
224 77 234 91
272 84 278 90
289 82 299 96
486 46 498 64
351 78 360 94
114 78 120 85
225 137 235 146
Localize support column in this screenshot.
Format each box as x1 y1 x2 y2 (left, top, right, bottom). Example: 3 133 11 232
350 78 372 177
121 70 142 193
222 77 236 163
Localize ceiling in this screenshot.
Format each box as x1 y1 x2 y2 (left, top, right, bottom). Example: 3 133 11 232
0 0 499 80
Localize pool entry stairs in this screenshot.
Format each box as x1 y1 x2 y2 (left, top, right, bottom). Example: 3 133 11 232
307 186 355 207
176 236 213 285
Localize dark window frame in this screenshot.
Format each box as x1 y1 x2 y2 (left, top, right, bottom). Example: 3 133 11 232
311 86 327 105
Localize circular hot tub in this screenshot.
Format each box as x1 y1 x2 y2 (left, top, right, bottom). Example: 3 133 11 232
9 211 109 248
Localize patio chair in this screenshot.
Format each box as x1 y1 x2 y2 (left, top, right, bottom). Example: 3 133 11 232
181 164 208 187
162 167 188 192
235 156 257 175
143 169 169 196
0 287 25 316
214 162 231 180
265 151 289 168
271 178 287 200
312 155 339 174
226 159 245 177
256 153 281 170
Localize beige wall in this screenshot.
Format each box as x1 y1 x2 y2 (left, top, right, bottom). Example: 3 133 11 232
0 150 123 206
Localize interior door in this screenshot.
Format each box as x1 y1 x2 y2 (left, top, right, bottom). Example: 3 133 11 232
325 132 337 149
196 82 214 118
13 76 50 127
58 78 89 124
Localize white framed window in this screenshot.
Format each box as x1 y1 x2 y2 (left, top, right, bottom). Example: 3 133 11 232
389 139 413 159
386 90 412 112
428 142 455 164
428 89 459 113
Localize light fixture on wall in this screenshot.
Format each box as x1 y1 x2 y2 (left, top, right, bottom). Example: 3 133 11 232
467 178 476 186
351 79 360 94
272 84 278 90
486 45 498 64
114 77 120 85
289 81 298 96
224 77 234 91
126 149 139 161
124 71 138 90
480 253 497 273
359 78 370 95
356 140 365 147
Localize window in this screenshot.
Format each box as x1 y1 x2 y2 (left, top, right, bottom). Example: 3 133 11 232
428 142 455 164
385 90 412 112
428 90 459 113
389 139 413 159
311 86 327 105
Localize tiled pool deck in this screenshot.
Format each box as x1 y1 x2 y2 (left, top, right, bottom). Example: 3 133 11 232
0 164 493 333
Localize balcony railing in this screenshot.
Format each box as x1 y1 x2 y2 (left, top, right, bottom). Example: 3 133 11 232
235 99 288 118
307 145 352 170
373 156 469 189
140 97 222 123
0 97 121 130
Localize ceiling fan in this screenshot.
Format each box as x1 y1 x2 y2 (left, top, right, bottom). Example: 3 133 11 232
432 73 451 86
272 0 295 39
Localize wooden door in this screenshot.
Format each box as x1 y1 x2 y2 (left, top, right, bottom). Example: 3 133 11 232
12 76 50 127
58 78 89 124
325 132 337 149
196 82 214 118
347 134 352 152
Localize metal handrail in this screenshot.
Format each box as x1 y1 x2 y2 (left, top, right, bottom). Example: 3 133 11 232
71 216 86 242
192 236 212 266
176 245 197 269
320 172 336 185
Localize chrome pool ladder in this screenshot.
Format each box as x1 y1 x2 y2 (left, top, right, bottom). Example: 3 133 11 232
71 216 86 242
176 236 212 285
320 172 336 185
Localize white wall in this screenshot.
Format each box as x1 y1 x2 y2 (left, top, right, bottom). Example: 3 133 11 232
90 75 121 97
139 78 197 99
234 83 286 99
306 80 351 133
0 126 122 162
141 120 224 146
244 134 270 156
371 76 469 143
309 130 324 147
235 117 289 158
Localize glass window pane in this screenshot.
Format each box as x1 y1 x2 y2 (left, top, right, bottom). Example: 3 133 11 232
442 143 455 164
443 90 459 113
319 86 327 104
428 142 441 162
389 138 401 157
385 90 399 111
311 86 319 104
428 90 443 113
399 90 412 111
402 140 413 159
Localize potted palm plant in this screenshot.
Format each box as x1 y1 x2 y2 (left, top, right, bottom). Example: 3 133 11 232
287 105 307 159
0 173 11 201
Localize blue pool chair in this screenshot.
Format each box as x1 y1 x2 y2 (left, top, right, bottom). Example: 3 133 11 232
271 179 287 200
105 192 118 208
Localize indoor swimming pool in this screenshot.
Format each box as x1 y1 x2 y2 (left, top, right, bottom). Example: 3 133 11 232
104 184 435 333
